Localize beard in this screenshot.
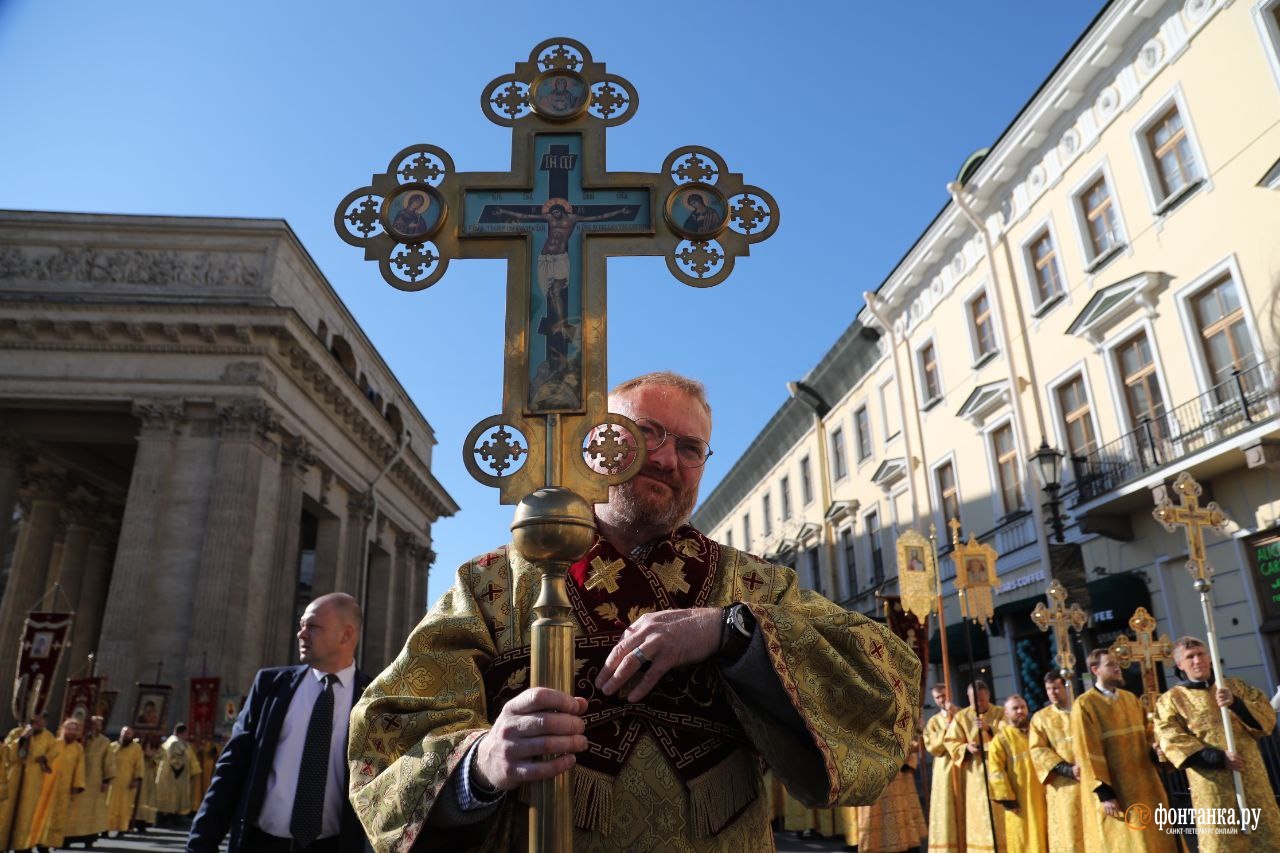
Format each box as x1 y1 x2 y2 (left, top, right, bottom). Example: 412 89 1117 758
602 467 697 542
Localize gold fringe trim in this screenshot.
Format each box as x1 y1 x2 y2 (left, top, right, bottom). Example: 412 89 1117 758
686 749 760 838
571 764 614 835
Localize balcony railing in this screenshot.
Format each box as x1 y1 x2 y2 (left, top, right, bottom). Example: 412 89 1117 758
1072 363 1278 504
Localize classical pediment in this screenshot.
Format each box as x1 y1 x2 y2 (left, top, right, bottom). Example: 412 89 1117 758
956 381 1010 428
1066 271 1169 348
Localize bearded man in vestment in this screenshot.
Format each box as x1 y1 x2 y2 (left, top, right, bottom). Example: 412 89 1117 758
856 730 926 852
1071 648 1175 853
154 724 190 825
944 681 1005 853
1028 672 1083 853
1153 636 1280 852
989 695 1046 853
1 715 56 853
65 715 115 842
106 726 143 836
27 717 86 849
924 683 962 852
348 372 921 853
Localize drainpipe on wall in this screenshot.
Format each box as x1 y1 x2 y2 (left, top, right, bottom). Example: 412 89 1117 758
788 382 840 599
947 181 1056 586
358 428 410 670
861 294 923 530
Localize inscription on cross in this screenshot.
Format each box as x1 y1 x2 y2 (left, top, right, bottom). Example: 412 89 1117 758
335 37 780 506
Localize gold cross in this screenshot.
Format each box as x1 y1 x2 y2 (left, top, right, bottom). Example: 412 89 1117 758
1153 471 1230 584
648 558 690 595
584 556 625 595
1030 579 1088 673
1108 606 1173 716
334 39 779 507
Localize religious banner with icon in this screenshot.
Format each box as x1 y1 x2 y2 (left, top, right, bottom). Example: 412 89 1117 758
219 691 242 736
62 676 103 726
895 528 936 621
131 683 171 734
11 611 74 721
95 689 118 723
882 594 930 703
949 520 1000 626
188 677 220 740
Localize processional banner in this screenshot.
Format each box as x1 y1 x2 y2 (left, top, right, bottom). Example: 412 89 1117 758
11 611 73 721
188 676 220 740
131 682 172 734
882 594 930 703
62 675 103 725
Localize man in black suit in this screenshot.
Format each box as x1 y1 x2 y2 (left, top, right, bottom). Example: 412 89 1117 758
187 593 372 853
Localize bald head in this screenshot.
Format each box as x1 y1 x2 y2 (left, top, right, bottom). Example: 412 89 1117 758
298 593 361 673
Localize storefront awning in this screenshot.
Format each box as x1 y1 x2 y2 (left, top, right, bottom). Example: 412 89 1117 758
929 620 990 661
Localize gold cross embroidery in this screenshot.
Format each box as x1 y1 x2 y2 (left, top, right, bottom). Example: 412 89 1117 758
649 557 690 594
585 556 625 594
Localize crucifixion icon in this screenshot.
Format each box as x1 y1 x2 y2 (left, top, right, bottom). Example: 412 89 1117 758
334 38 779 852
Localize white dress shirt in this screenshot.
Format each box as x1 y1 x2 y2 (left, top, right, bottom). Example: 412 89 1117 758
257 663 357 840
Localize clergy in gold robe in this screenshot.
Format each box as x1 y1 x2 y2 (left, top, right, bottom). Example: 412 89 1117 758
856 733 927 852
1071 648 1176 853
347 373 922 853
0 716 56 852
944 681 1005 853
1028 673 1083 853
65 715 115 840
1153 636 1280 851
924 684 962 852
106 727 144 835
27 718 86 849
989 696 1046 853
183 740 202 816
135 736 159 828
154 724 191 820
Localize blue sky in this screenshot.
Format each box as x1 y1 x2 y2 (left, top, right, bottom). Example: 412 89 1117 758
0 0 1106 611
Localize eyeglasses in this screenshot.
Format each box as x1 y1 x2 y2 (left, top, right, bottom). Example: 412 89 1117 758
635 417 713 468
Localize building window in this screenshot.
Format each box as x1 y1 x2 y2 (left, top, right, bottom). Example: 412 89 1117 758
866 510 884 585
879 377 901 440
800 456 814 504
1191 275 1260 397
1028 228 1063 307
830 426 848 481
1115 330 1168 445
1056 374 1098 460
1144 105 1199 202
841 527 857 594
991 423 1025 516
854 406 873 461
1078 175 1122 261
762 493 773 537
742 513 752 550
780 475 793 521
919 341 942 404
806 548 823 595
968 290 997 360
936 461 960 533
725 529 733 549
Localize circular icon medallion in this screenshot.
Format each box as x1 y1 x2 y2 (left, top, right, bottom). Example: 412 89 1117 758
664 182 728 240
382 184 446 243
529 69 592 121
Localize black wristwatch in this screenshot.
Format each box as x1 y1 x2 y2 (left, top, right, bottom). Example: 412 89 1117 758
718 603 756 664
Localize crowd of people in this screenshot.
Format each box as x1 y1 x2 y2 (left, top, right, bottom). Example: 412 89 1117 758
0 714 224 852
777 639 1279 852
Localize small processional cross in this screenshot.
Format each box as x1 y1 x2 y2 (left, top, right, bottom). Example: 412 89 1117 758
334 37 779 504
1030 579 1088 682
1108 606 1173 717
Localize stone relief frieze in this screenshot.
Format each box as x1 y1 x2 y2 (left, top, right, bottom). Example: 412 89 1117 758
0 245 263 290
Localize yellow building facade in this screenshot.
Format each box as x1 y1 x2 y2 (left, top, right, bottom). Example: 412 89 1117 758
693 0 1280 699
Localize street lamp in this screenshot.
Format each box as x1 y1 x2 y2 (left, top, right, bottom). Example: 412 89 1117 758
1029 437 1066 542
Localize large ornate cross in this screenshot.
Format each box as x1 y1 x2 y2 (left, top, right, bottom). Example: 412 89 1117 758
1030 579 1088 681
334 38 778 853
1107 606 1172 717
335 37 778 506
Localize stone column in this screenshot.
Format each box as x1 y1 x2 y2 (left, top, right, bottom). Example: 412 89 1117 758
361 537 390 670
183 399 277 706
0 463 69 728
95 399 184 729
65 510 119 688
384 531 411 657
262 435 316 665
0 433 33 574
406 539 437 634
43 488 100 717
399 532 424 644
341 490 374 595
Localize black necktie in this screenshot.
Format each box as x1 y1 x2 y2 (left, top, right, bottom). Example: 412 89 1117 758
291 673 337 849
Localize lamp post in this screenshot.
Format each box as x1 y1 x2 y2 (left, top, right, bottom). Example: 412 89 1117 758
1030 437 1066 543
